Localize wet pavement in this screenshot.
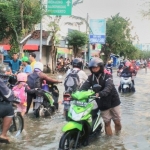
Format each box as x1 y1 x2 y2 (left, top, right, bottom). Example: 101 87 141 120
1 68 150 150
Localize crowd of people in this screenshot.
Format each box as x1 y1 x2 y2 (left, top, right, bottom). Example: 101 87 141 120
0 52 62 143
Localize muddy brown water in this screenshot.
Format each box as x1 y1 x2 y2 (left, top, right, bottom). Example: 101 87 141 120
1 69 150 150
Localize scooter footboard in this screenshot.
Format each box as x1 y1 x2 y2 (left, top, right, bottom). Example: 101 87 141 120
62 121 82 132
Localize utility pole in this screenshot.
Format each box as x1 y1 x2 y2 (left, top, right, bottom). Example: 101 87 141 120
39 0 43 61
84 13 89 69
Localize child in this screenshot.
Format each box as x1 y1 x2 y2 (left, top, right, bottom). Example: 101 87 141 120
12 73 29 116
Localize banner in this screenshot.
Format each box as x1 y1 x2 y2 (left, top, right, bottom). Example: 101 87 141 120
89 19 106 44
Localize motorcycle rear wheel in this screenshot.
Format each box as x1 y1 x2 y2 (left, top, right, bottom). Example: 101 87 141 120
59 130 79 150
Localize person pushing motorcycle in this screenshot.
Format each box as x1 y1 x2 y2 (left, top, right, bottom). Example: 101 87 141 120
25 62 62 114
80 58 121 136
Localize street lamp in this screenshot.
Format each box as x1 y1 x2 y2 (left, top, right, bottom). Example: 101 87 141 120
39 0 43 61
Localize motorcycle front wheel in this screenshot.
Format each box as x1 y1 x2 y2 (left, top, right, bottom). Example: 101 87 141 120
59 130 79 150
9 112 24 137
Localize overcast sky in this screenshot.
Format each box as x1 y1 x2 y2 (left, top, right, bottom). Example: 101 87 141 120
72 0 150 43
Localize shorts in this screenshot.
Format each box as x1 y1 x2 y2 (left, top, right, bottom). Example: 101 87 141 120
101 105 121 123
17 103 27 112
0 102 14 118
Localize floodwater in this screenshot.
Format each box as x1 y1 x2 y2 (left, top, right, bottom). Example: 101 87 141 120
1 68 150 150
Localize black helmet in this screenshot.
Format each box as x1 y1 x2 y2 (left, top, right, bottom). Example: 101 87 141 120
89 58 104 74
72 58 83 69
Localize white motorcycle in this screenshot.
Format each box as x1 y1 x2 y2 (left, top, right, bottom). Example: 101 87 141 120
119 75 135 93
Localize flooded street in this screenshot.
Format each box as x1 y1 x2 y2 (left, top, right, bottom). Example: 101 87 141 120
1 68 150 150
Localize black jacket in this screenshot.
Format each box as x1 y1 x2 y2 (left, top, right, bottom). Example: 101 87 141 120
80 73 120 111
121 67 135 77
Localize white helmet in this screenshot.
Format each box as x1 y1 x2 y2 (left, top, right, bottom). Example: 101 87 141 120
34 62 43 71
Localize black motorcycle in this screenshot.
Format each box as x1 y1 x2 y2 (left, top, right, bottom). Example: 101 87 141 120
0 98 24 141
0 74 24 139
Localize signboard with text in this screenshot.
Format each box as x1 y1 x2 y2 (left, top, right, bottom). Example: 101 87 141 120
89 35 105 44
89 19 106 44
47 0 72 15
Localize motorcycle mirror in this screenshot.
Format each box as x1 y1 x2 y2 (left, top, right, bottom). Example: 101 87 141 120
93 84 101 93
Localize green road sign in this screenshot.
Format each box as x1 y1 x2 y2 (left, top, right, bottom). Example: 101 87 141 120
47 0 72 16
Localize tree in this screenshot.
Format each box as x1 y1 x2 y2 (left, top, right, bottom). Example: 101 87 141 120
67 30 88 57
0 0 43 56
101 14 138 62
141 1 150 19
48 16 61 73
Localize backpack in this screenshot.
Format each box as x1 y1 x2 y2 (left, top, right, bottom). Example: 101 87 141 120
64 69 80 93
12 83 27 104
27 72 41 89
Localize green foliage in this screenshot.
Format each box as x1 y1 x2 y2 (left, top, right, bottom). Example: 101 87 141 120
0 0 43 54
138 50 150 59
101 13 138 62
67 30 88 57
141 1 150 19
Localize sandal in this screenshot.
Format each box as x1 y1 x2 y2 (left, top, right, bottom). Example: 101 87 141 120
0 137 10 144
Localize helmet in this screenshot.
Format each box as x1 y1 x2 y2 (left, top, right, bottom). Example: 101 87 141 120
89 57 103 68
89 58 104 74
17 73 27 82
22 56 29 62
125 61 131 67
72 58 83 69
34 62 43 71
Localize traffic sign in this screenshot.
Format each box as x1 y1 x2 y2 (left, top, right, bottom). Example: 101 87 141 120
89 35 106 44
47 0 72 16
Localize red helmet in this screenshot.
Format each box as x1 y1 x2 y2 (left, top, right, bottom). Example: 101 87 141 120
125 61 131 67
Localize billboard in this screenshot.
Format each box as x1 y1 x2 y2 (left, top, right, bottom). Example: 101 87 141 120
89 19 106 44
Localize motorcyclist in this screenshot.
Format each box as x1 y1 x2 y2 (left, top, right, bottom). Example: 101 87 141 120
105 60 113 74
118 61 124 70
118 61 136 92
66 58 88 86
64 58 88 118
0 78 14 143
26 62 62 114
80 58 121 136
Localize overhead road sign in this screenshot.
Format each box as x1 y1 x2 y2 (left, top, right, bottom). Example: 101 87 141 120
47 0 72 15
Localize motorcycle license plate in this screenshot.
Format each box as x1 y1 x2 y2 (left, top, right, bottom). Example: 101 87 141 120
123 85 129 88
63 101 70 105
33 96 43 103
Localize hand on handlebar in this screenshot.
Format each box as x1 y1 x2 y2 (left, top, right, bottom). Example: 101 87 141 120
96 93 99 98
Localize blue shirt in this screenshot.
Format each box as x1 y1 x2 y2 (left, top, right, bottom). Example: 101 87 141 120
23 65 32 73
9 60 21 74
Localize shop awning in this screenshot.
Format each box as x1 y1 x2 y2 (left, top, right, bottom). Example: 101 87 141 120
23 44 39 51
0 45 10 50
0 44 39 51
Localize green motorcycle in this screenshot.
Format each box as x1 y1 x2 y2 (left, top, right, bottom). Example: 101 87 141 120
59 84 103 149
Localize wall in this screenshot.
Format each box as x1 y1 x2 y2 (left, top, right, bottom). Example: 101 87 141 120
33 46 51 65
